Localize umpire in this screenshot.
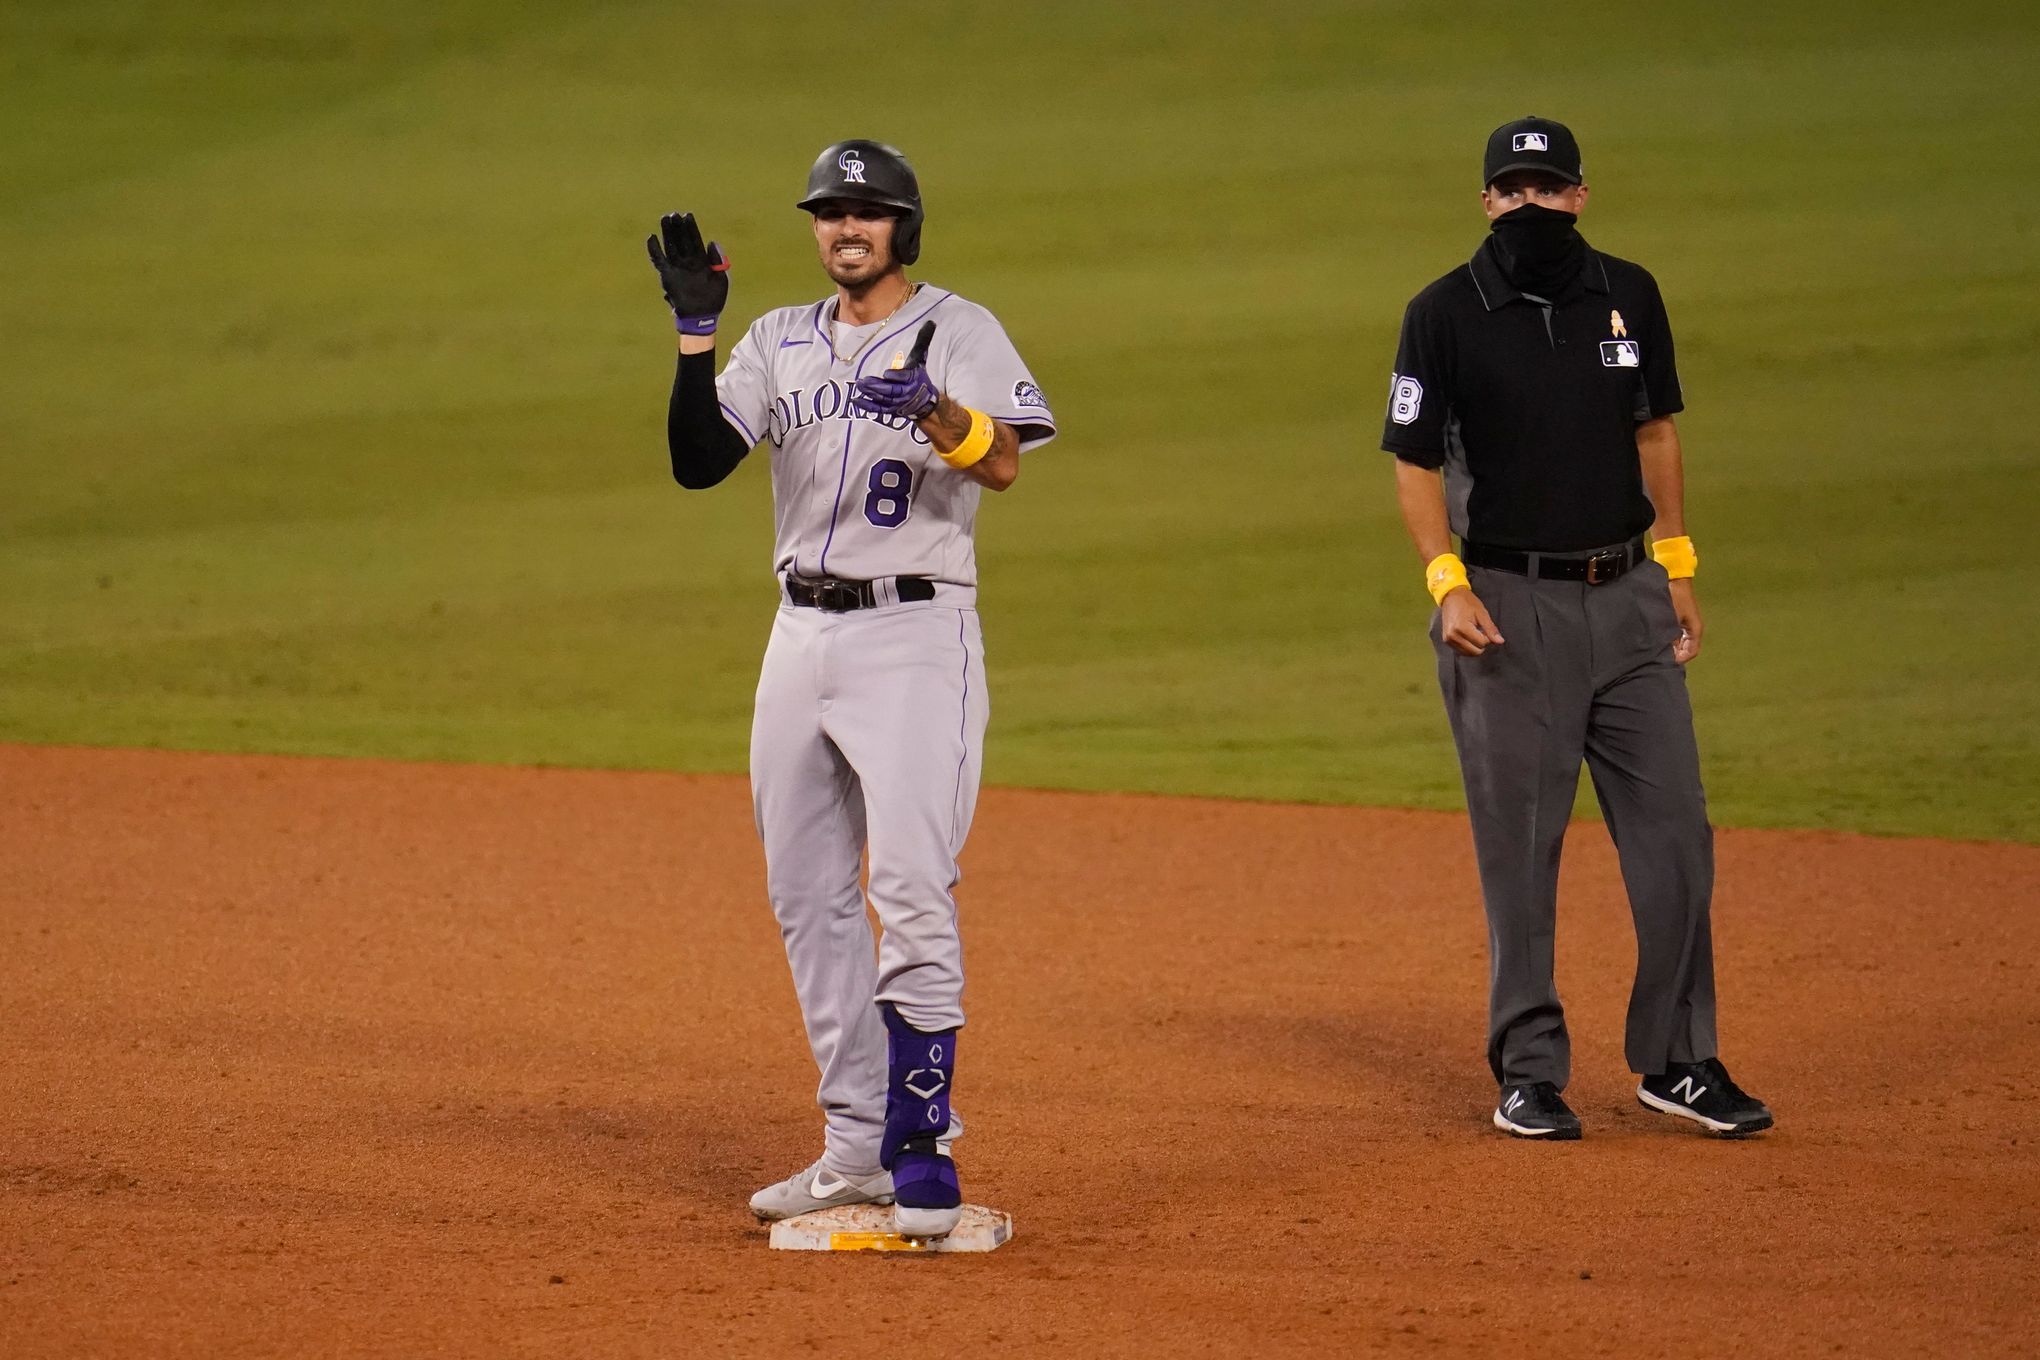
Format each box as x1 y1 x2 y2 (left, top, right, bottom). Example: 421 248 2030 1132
1383 117 1772 1141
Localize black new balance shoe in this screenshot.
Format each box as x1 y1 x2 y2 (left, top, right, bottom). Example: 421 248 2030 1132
1493 1081 1583 1140
1637 1058 1774 1138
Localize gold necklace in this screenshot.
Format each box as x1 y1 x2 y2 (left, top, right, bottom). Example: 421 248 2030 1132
830 279 916 363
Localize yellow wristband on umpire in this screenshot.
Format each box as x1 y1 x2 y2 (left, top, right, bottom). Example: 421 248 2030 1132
940 407 996 469
1425 552 1470 606
1650 535 1698 580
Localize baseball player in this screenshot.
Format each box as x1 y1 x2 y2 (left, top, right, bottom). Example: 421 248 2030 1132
648 140 1057 1236
1382 117 1772 1140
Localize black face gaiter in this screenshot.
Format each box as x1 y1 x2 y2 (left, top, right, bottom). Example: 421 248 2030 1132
1489 202 1585 297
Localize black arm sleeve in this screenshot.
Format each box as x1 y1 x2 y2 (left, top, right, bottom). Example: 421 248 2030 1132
667 349 753 489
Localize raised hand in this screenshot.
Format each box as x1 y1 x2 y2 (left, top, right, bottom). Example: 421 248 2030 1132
646 211 730 335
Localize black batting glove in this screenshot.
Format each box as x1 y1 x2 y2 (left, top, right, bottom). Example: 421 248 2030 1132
646 211 730 335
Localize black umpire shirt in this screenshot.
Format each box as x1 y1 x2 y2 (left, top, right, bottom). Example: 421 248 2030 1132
1381 236 1684 552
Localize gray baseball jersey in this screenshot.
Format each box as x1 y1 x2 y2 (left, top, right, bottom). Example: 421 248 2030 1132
715 285 1057 590
719 283 1053 1176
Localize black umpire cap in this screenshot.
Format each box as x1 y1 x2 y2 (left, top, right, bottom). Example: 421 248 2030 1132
1483 116 1584 186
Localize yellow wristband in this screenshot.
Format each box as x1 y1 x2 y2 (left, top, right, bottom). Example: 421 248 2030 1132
940 407 996 469
1650 535 1698 580
1425 552 1470 606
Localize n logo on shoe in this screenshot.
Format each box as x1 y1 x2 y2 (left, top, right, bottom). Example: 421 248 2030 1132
1504 1090 1526 1115
1671 1076 1709 1104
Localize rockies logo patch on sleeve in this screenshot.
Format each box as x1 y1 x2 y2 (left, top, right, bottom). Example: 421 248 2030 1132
1013 379 1048 410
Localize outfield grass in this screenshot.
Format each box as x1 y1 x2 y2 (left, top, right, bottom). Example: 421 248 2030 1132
4 1 2036 841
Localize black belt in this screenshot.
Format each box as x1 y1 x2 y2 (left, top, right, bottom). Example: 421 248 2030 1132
1463 539 1647 585
784 574 936 612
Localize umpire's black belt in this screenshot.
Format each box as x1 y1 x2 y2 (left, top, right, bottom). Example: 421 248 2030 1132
784 574 936 612
1463 538 1647 585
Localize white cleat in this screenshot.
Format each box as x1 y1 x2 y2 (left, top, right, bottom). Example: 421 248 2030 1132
894 1202 963 1239
749 1160 894 1222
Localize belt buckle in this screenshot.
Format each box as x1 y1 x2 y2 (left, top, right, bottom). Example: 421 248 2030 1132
815 579 860 612
1585 550 1622 585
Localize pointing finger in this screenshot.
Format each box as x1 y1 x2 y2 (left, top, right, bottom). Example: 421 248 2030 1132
905 319 936 369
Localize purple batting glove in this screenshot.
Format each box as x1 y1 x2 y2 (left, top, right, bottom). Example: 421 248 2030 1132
851 366 939 420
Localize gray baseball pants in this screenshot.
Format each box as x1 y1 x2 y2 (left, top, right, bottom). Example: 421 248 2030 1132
1433 552 1718 1089
750 600 987 1176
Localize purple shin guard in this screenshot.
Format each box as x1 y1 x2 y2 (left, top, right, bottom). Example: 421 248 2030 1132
879 1004 960 1207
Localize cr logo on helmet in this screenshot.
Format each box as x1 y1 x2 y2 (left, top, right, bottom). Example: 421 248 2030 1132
838 150 866 183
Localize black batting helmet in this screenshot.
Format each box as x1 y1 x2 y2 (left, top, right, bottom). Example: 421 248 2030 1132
797 139 924 265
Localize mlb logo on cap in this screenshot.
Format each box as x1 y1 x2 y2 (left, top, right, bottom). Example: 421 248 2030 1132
1483 116 1584 186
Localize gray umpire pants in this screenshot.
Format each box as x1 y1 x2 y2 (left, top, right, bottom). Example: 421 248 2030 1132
1433 550 1718 1089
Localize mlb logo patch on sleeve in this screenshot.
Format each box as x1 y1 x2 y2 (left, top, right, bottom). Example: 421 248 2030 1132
1600 340 1640 368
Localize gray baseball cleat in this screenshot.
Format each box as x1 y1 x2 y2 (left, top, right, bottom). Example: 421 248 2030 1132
749 1160 894 1221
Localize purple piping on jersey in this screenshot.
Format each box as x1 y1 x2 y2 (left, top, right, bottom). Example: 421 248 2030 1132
948 610 971 850
817 290 955 575
856 292 954 382
793 301 830 577
816 423 857 575
981 412 1059 433
719 402 758 446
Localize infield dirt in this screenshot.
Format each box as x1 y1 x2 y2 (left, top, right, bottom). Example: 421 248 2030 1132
3 744 2036 1356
